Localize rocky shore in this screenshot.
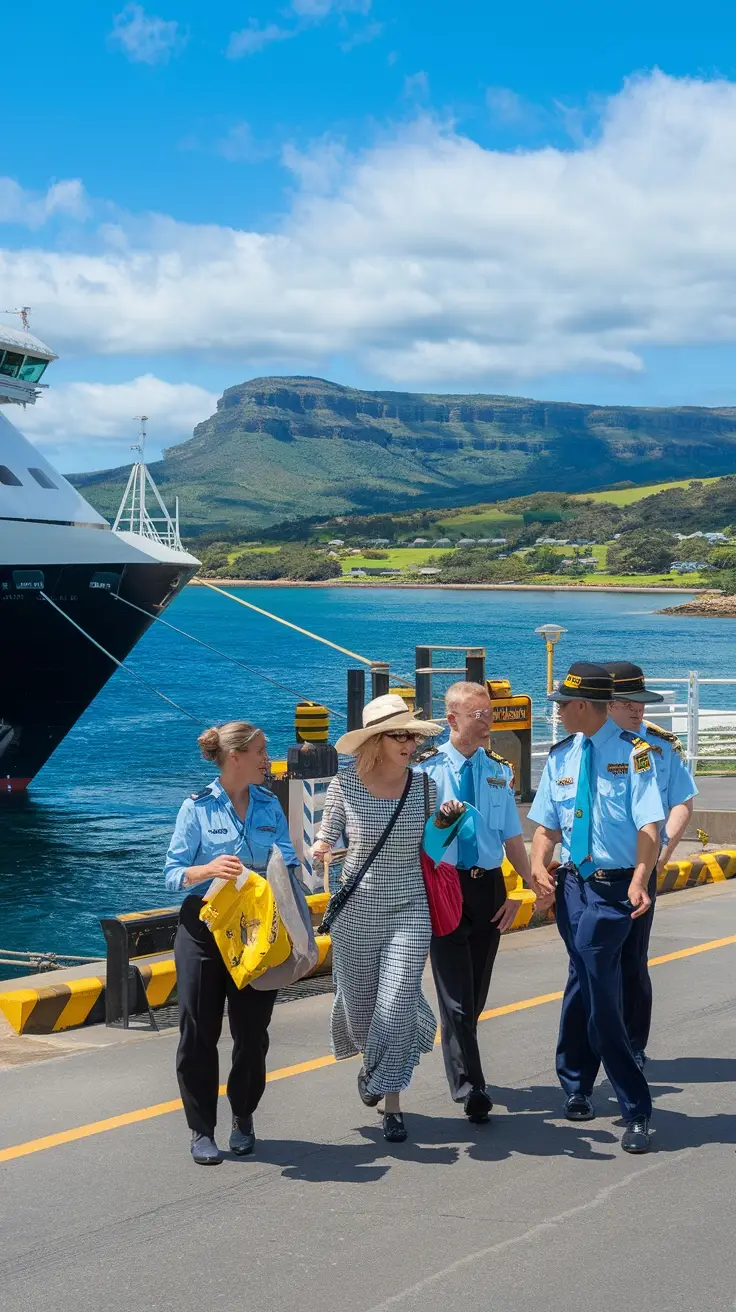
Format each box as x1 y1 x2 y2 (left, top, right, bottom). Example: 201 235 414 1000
659 591 736 617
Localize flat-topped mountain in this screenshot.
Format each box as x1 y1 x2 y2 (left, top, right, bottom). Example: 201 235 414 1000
70 376 736 534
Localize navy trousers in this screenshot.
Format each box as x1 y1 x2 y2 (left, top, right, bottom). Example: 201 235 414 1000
621 870 657 1054
175 895 277 1136
555 869 652 1122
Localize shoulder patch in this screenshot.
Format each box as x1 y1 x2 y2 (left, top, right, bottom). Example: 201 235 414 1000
413 745 439 763
485 747 512 769
633 752 652 773
190 786 213 802
549 734 575 754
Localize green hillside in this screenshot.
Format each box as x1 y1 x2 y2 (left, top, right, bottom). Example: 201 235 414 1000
572 475 725 506
70 376 736 534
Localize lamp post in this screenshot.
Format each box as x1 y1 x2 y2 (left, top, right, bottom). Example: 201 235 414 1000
535 622 567 694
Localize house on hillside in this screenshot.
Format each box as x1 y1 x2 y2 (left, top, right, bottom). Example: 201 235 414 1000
417 567 441 576
457 538 476 546
350 566 402 576
433 538 452 546
410 537 429 546
369 537 391 546
328 539 344 547
671 562 706 573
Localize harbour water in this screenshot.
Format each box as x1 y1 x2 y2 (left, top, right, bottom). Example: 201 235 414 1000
2 583 731 968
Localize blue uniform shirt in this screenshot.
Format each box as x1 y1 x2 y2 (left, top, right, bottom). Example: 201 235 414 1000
528 718 665 869
164 778 300 896
416 740 521 869
642 720 697 831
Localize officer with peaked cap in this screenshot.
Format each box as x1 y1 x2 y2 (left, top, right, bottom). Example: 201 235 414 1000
604 661 697 1063
528 661 664 1154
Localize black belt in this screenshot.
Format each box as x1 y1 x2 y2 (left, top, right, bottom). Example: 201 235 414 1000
561 864 634 882
457 866 503 881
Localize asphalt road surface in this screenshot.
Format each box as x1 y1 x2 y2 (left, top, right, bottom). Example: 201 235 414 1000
1 881 735 1312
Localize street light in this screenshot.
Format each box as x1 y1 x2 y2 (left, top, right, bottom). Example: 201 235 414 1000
535 623 567 694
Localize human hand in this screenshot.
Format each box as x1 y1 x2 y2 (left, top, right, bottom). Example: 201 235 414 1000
531 864 556 898
534 888 556 914
310 841 331 864
205 855 244 882
438 799 465 824
628 875 652 919
492 897 520 934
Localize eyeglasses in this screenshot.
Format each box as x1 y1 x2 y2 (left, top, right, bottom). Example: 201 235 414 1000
382 731 420 743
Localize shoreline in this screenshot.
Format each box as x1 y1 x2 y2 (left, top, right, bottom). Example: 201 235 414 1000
190 577 699 595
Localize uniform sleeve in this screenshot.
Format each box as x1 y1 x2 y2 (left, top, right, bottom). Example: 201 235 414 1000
270 798 301 869
500 784 523 841
666 750 698 809
527 759 559 830
317 777 347 847
164 799 202 892
629 757 666 830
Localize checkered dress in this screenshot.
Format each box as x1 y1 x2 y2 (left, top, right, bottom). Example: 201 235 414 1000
318 767 437 1095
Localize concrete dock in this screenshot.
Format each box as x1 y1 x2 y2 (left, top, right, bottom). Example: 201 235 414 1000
1 879 735 1312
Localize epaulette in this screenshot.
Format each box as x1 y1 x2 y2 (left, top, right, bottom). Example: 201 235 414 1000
413 745 439 763
644 720 685 754
619 730 652 752
484 746 512 769
190 786 213 802
548 734 574 754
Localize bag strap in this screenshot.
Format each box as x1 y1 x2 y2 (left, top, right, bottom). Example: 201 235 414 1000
318 770 414 934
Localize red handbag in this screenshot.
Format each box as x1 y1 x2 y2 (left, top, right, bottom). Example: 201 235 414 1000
420 849 463 936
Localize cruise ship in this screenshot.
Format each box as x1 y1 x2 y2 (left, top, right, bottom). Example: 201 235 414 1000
0 318 199 793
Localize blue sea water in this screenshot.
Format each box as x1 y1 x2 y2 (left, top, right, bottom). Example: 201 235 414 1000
1 584 733 967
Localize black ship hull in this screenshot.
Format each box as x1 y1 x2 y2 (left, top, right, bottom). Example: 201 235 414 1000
0 558 195 792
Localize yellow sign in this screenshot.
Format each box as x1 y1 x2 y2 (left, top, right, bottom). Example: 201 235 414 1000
491 696 532 732
563 673 582 689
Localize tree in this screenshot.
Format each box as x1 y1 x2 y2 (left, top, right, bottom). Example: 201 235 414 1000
606 532 676 575
528 547 563 574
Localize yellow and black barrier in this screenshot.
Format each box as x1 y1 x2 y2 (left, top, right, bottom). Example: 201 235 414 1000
2 856 736 1036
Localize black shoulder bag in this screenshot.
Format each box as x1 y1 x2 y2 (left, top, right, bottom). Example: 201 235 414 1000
317 769 414 934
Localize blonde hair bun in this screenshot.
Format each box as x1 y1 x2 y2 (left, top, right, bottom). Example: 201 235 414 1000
197 727 222 761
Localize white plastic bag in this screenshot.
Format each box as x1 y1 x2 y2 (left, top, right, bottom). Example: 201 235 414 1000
250 844 319 990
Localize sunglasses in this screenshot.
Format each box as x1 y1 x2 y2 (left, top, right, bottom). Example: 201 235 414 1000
382 730 420 743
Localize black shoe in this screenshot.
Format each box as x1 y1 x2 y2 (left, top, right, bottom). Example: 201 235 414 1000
564 1093 595 1121
190 1132 222 1165
229 1115 255 1156
621 1117 651 1154
633 1050 647 1071
464 1087 493 1123
358 1066 381 1108
382 1112 407 1143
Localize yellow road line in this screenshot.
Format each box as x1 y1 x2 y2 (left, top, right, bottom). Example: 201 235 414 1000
2 932 735 1166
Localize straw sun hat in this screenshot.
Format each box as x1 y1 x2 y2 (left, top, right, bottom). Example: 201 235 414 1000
334 694 442 755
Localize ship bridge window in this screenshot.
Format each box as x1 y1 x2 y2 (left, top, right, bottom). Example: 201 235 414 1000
19 357 49 383
0 351 24 378
28 467 57 489
0 465 22 486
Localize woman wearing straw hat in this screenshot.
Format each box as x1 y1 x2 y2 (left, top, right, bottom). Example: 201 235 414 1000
312 694 442 1143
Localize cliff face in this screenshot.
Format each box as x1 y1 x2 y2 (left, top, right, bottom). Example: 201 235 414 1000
71 377 736 533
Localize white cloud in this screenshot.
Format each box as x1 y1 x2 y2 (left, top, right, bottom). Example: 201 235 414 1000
226 22 294 57
486 87 539 128
216 123 261 162
110 4 186 65
0 178 88 227
228 0 371 56
21 376 218 461
7 73 736 383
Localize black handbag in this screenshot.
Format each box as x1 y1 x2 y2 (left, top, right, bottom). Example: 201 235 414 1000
317 770 414 934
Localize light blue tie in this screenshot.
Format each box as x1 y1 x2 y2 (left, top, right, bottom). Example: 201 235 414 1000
569 738 596 879
457 758 478 869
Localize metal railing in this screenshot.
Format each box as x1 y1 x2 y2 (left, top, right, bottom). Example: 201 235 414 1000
531 671 736 775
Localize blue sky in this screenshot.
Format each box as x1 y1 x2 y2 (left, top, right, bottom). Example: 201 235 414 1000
4 1 736 469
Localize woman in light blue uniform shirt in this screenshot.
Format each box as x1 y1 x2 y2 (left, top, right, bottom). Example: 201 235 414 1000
165 719 300 1166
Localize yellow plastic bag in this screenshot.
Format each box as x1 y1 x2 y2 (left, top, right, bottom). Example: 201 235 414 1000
199 871 291 989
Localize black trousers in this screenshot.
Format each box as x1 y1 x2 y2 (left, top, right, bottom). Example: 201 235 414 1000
174 896 277 1136
430 867 507 1102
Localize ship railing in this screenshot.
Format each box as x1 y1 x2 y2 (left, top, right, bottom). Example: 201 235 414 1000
531 671 736 777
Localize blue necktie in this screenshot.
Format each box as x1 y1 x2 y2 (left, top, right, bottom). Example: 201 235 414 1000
457 758 478 869
569 738 596 879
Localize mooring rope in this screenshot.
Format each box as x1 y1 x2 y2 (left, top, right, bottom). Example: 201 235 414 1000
200 580 413 687
39 593 205 724
111 593 347 719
